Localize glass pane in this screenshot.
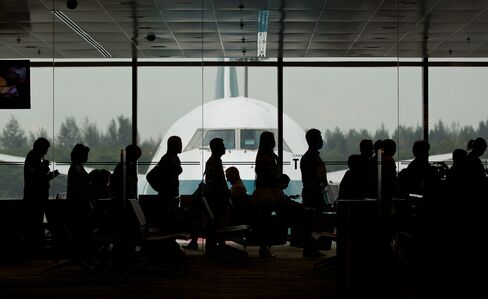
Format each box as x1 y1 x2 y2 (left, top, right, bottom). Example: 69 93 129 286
202 66 277 194
52 67 131 196
0 67 54 199
430 67 488 157
138 66 203 195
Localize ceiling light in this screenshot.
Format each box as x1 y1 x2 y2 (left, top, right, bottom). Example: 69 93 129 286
67 0 77 9
257 10 269 58
51 10 112 58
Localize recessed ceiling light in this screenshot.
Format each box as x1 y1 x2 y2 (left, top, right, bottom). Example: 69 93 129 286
176 0 192 5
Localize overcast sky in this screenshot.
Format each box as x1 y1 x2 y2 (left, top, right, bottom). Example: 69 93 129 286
0 64 487 143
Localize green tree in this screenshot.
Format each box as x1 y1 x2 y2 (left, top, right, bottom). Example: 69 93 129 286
58 116 81 148
29 127 51 146
82 117 100 147
0 115 28 154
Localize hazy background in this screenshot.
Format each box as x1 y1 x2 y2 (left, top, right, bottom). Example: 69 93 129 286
0 64 487 143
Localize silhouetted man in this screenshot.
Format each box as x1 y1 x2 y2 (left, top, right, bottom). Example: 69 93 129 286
404 140 432 196
157 136 183 220
301 128 328 211
156 136 185 256
300 128 327 257
23 137 59 244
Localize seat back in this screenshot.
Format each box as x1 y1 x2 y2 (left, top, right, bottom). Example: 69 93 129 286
129 199 148 234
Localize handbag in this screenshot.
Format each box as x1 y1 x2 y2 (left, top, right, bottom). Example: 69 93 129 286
145 165 161 192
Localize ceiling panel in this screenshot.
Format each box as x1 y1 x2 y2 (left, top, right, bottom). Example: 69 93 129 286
0 0 488 58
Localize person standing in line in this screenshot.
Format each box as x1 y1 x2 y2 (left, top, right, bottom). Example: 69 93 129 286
23 137 59 245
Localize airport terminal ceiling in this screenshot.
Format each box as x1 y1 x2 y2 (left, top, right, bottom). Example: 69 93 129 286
2 0 488 59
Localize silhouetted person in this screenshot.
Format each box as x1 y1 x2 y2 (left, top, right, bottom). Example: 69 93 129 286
109 144 142 201
465 137 488 274
204 138 230 254
156 136 183 226
225 166 248 225
403 140 432 196
254 131 281 257
155 136 185 256
360 139 374 161
466 137 488 200
359 139 374 196
108 144 142 267
448 149 468 192
226 166 247 200
88 169 111 203
380 139 398 205
23 137 59 245
368 139 383 198
67 143 91 239
338 154 368 199
300 128 327 257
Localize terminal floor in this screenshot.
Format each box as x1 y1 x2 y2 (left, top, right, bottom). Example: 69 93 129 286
0 242 485 299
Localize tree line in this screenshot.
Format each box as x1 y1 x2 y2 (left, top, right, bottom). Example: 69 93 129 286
322 120 488 171
1 115 487 197
0 115 160 198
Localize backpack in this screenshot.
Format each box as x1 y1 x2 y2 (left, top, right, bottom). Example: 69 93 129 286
146 165 161 192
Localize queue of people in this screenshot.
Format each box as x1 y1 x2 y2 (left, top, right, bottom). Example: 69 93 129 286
19 133 488 264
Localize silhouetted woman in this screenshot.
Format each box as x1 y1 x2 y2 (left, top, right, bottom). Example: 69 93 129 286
67 143 91 239
254 131 280 257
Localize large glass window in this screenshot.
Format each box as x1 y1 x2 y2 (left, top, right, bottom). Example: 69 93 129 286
0 67 54 198
138 66 203 195
430 67 488 158
52 66 131 196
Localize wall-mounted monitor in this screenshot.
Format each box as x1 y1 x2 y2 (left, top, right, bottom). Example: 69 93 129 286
0 60 30 109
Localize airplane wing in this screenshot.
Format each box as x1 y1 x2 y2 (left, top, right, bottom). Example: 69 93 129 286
327 153 453 185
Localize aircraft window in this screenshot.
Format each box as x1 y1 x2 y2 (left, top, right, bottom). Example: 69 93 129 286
185 129 235 151
240 129 291 152
203 129 235 149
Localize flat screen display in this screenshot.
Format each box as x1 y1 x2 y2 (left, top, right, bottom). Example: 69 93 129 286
0 60 30 109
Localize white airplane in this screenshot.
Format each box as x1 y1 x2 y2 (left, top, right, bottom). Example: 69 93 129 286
140 95 308 197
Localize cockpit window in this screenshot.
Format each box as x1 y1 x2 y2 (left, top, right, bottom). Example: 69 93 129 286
185 129 235 151
240 129 291 152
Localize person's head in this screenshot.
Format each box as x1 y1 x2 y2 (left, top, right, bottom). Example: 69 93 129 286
412 140 430 160
33 137 50 156
452 148 467 164
305 128 323 150
258 131 276 152
373 139 383 155
382 139 396 157
125 144 142 162
278 174 291 190
70 143 90 163
225 166 241 184
209 138 225 157
359 139 373 158
167 135 182 154
347 154 362 171
467 137 487 157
